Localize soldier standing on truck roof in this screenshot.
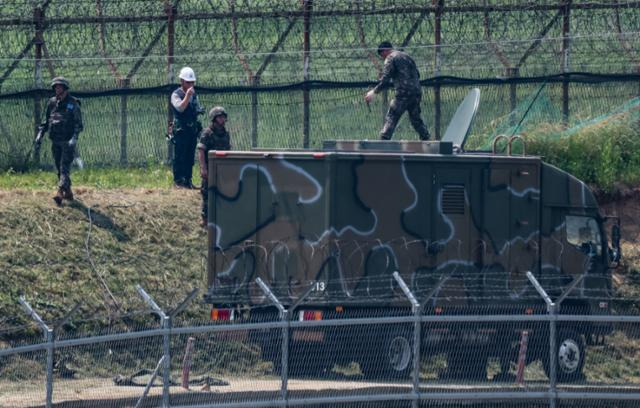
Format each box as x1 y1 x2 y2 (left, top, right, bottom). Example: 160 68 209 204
364 41 431 141
34 76 84 206
197 106 231 228
171 66 205 189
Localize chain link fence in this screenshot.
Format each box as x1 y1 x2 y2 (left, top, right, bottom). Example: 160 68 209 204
2 273 640 408
1 1 640 169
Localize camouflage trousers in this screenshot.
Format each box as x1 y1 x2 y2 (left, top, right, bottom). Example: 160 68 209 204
52 141 75 189
380 93 430 141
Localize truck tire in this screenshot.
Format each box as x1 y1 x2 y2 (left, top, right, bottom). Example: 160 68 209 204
360 328 413 379
542 328 585 382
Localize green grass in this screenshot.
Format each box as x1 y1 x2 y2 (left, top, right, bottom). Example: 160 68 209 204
0 163 187 190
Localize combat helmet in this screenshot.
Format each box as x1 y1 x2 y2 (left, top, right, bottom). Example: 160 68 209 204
50 76 69 89
209 106 228 122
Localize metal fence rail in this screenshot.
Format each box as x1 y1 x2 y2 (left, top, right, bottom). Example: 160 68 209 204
1 274 640 408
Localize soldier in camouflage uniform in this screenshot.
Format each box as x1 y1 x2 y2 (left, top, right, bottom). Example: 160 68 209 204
197 106 231 227
171 67 205 188
364 41 430 141
35 76 83 206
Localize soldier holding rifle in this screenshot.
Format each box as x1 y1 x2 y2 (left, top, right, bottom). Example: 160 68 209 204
35 76 83 206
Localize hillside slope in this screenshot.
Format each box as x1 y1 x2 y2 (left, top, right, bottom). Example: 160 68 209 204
1 187 639 330
0 188 207 328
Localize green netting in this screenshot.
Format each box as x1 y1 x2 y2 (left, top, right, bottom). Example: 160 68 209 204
473 82 640 151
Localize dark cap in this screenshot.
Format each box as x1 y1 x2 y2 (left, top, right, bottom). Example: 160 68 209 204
377 41 393 56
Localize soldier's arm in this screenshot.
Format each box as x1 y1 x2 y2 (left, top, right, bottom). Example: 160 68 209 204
171 89 194 113
197 146 208 179
372 56 394 94
39 101 52 133
197 132 208 178
73 100 84 135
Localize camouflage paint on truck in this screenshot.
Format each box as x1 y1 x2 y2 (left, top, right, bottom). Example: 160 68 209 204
204 140 618 381
205 141 611 314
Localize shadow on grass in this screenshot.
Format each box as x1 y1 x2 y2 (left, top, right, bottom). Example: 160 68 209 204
67 199 130 242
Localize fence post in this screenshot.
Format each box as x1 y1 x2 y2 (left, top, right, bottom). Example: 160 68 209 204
433 0 443 140
166 1 176 164
251 76 259 148
256 278 288 403
136 285 171 408
119 79 129 165
508 67 519 126
18 297 53 408
561 0 572 126
33 5 44 166
302 0 312 148
526 272 556 408
393 272 420 408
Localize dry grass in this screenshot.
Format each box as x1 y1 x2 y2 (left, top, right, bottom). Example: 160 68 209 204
0 187 207 330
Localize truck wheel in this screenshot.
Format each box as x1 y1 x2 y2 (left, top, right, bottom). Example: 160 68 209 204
542 329 585 382
360 329 413 379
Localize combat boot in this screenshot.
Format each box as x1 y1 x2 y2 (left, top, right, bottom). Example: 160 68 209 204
62 187 74 201
53 187 64 206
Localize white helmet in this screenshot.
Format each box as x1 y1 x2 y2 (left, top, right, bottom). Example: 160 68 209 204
178 66 196 82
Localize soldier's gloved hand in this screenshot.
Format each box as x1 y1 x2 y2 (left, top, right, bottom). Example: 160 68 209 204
364 89 376 103
68 134 78 148
34 129 44 146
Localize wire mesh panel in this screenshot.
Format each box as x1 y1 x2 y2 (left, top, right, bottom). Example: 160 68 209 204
168 329 280 407
0 1 640 169
50 337 164 407
0 350 47 408
2 309 640 406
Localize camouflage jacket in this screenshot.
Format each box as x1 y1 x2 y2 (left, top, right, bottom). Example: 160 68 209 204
197 125 231 153
373 50 421 97
40 94 83 142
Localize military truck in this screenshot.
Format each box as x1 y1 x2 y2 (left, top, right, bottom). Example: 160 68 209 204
203 92 621 382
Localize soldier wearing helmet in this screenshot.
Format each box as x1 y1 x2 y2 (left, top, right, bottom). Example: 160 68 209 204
35 76 84 205
170 66 205 188
197 106 231 227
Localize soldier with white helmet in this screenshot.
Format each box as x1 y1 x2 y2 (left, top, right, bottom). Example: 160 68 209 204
197 106 231 227
35 76 84 205
170 66 205 188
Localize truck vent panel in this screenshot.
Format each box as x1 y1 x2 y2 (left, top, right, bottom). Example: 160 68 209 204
442 185 465 215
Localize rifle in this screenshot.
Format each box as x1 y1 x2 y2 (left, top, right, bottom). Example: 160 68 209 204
32 127 44 160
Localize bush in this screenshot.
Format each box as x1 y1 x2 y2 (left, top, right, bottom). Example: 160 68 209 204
524 118 640 193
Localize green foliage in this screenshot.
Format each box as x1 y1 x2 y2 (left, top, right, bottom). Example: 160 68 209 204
525 118 640 192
